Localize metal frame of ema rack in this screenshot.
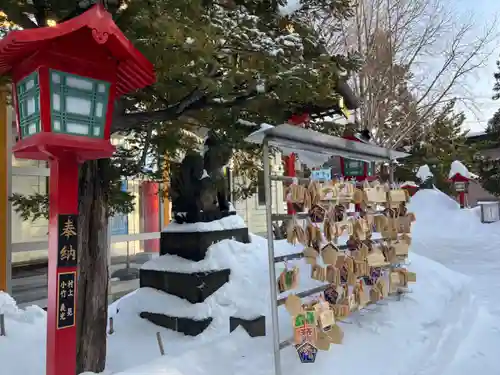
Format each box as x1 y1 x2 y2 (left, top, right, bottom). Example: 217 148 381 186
245 124 410 375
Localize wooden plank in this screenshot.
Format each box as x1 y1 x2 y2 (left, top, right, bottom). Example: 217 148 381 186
273 237 401 263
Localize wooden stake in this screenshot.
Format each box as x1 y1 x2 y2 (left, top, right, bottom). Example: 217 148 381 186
0 313 5 336
156 332 165 355
108 317 114 335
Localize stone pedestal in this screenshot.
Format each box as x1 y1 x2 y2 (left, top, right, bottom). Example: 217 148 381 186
230 315 266 337
160 228 250 261
139 225 254 337
140 312 212 336
140 268 230 304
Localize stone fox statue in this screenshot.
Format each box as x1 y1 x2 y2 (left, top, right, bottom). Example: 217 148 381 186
169 131 233 223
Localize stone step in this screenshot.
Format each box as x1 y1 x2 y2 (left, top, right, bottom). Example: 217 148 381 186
160 228 250 262
229 315 266 337
139 268 230 304
140 312 212 336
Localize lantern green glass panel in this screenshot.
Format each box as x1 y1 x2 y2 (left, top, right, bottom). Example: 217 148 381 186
16 71 41 138
344 159 365 176
49 69 110 138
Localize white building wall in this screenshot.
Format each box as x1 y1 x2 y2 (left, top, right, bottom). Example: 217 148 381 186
232 152 286 235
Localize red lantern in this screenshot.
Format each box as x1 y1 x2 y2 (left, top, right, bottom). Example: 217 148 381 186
0 5 155 375
449 173 469 208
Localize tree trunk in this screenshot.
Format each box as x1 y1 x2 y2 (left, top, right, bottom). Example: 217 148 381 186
76 159 110 374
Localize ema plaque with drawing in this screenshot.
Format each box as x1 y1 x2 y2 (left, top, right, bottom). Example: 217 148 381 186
57 272 76 329
57 214 78 268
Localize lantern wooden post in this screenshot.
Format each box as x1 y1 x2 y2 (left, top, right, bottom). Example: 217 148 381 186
0 5 155 375
46 155 80 375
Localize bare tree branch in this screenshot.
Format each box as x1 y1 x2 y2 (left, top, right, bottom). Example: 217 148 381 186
316 0 499 147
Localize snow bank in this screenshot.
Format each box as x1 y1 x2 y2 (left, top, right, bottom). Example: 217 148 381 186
107 251 474 375
163 214 246 232
107 217 475 375
0 292 17 315
409 189 492 237
6 187 499 375
410 188 460 214
409 188 500 319
0 293 46 375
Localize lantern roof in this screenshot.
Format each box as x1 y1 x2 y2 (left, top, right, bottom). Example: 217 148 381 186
0 4 155 96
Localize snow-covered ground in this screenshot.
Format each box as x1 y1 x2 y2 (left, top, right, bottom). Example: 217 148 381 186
2 188 500 375
409 189 500 375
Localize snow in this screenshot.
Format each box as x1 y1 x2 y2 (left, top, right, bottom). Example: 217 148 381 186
256 80 266 93
448 160 478 179
4 188 500 375
0 292 17 314
245 124 336 167
416 164 433 181
401 180 418 187
0 294 46 375
104 250 475 375
408 189 500 374
162 215 246 232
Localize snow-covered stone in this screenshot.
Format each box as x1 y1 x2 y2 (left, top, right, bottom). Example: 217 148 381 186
416 164 433 181
163 214 246 233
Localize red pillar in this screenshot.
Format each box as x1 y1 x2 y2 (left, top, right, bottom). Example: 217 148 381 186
458 191 465 209
285 154 296 214
142 181 160 252
46 156 79 375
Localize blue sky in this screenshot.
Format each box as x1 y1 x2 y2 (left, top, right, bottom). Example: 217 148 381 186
453 0 500 132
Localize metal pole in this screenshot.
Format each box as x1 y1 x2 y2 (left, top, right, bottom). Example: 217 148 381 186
263 138 281 375
125 241 130 270
389 160 395 186
5 95 12 294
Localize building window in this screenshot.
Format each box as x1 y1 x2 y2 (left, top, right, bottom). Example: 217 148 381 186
257 170 266 205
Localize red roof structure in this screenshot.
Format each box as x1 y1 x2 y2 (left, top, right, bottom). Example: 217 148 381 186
0 4 155 96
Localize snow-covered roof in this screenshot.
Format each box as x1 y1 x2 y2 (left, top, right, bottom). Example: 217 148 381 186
449 160 476 179
416 165 433 180
466 130 486 138
401 181 418 187
245 123 409 167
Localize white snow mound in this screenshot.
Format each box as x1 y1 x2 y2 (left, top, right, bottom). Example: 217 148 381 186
107 250 475 375
0 293 47 375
